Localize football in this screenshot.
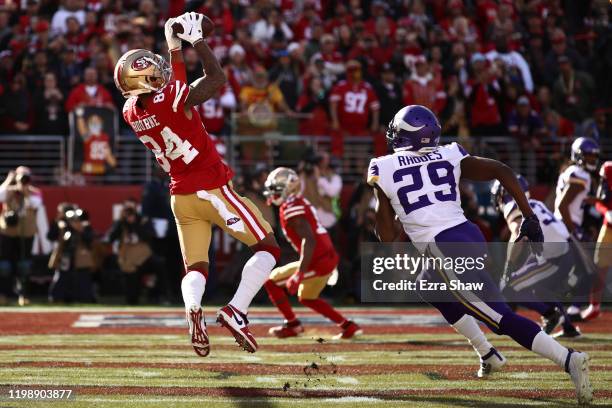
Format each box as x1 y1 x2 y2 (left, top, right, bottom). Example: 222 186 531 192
172 14 214 38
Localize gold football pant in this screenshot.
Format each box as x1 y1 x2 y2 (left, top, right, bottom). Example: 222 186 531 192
171 183 273 267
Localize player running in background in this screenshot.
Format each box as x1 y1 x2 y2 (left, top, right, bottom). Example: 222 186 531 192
554 137 600 320
586 160 612 321
554 137 600 240
262 167 362 339
491 175 581 338
369 105 592 404
113 12 280 356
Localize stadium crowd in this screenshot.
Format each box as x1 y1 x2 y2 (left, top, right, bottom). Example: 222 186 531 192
0 0 610 150
0 0 612 304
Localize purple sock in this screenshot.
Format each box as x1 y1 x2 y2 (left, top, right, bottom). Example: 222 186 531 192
499 312 542 350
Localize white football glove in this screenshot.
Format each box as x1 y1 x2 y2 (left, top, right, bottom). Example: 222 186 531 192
176 12 204 45
164 18 182 51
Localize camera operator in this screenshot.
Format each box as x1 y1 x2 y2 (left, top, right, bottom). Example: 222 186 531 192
47 203 96 303
0 167 43 305
106 200 161 305
299 152 342 238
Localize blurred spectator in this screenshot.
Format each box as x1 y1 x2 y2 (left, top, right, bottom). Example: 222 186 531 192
552 56 595 124
465 53 504 137
311 34 345 82
252 8 293 45
329 60 379 150
196 84 236 137
0 167 43 305
239 65 293 116
485 36 534 93
298 152 341 235
33 72 66 135
226 44 253 98
47 203 96 303
51 0 85 35
65 67 114 113
544 29 586 85
507 96 545 181
57 47 82 94
0 73 31 133
374 63 403 131
402 55 446 115
582 108 610 141
269 50 300 110
296 76 330 136
315 152 342 231
440 75 469 137
106 200 162 305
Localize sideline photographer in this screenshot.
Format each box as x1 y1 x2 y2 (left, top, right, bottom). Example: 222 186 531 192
0 167 43 304
47 203 96 303
106 200 162 305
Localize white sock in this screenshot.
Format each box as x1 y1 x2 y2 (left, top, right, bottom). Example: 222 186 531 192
531 331 569 369
452 315 494 358
181 271 206 311
229 251 276 313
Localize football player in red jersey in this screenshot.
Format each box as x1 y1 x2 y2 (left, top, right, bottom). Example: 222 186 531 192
262 167 362 339
113 12 281 356
586 160 612 320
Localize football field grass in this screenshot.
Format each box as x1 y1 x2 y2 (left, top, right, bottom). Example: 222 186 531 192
0 306 610 407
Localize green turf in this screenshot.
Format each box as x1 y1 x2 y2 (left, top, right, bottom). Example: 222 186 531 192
0 310 610 407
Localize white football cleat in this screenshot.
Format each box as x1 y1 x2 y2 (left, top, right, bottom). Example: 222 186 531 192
478 347 507 378
186 305 210 357
216 304 258 353
566 349 593 405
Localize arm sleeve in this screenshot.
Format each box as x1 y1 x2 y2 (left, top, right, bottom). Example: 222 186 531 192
171 54 187 83
366 159 380 186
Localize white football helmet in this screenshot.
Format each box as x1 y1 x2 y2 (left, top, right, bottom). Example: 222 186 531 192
264 167 301 206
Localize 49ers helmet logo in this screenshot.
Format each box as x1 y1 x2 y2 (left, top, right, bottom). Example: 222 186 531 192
131 56 152 71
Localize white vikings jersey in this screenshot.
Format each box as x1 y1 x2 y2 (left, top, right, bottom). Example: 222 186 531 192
504 198 570 259
554 164 591 227
367 143 468 242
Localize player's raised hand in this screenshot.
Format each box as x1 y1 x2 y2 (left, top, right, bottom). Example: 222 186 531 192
164 18 182 51
516 214 544 256
175 12 204 45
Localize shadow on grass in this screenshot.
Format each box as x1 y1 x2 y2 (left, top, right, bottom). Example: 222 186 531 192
219 387 278 408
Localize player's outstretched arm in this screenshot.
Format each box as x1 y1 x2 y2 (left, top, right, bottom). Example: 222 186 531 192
184 40 226 109
461 156 534 218
462 156 543 249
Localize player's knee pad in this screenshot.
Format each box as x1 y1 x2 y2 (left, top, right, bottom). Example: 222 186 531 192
252 243 281 264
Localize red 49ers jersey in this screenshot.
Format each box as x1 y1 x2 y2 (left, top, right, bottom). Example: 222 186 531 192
279 195 338 276
329 80 379 135
122 79 233 195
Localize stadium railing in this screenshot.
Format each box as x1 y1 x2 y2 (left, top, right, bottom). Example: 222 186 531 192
0 135 65 184
2 129 609 186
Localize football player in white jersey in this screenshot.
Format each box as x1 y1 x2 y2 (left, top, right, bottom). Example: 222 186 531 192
369 105 592 405
492 175 581 338
554 137 600 320
554 137 600 240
